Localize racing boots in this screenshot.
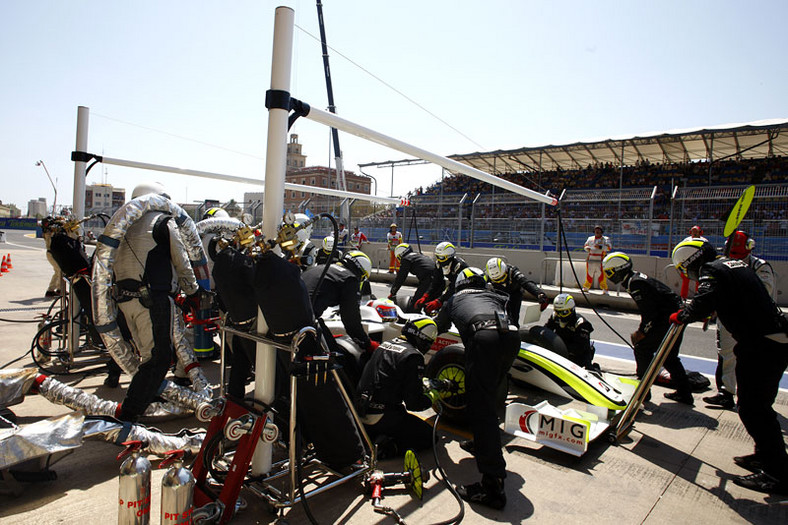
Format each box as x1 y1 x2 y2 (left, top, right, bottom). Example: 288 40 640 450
457 475 506 510
702 391 735 410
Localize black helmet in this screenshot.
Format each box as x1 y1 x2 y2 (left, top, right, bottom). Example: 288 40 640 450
454 267 487 292
672 239 717 281
602 251 634 285
401 316 438 353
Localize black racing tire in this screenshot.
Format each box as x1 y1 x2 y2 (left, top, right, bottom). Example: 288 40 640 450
524 326 570 361
425 343 509 423
426 344 467 421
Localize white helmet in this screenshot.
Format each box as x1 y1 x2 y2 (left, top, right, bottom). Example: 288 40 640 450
672 239 717 282
202 207 229 220
343 250 372 280
484 257 508 283
394 243 411 260
602 251 633 285
434 241 456 264
454 266 487 291
131 182 170 200
294 213 313 244
322 236 335 252
553 293 575 326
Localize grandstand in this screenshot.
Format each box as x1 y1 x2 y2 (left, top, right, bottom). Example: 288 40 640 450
330 120 788 262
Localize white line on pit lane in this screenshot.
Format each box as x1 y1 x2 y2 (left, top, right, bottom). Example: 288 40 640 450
3 241 44 251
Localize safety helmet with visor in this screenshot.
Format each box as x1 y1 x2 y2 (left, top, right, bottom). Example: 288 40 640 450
602 251 634 285
672 239 717 282
725 231 755 260
402 316 438 353
342 250 372 280
202 207 230 220
553 293 575 327
394 243 412 260
454 266 487 292
484 257 508 283
131 182 170 200
434 241 456 264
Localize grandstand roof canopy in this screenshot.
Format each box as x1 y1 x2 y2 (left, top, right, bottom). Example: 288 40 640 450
446 119 788 174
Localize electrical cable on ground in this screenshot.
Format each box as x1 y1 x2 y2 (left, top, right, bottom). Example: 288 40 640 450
426 404 464 525
555 205 634 351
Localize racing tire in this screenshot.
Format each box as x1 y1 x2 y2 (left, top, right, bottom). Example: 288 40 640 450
523 326 570 360
425 343 509 423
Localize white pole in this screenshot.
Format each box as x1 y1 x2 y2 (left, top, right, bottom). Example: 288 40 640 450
252 5 294 476
304 106 558 206
72 106 89 220
96 156 400 204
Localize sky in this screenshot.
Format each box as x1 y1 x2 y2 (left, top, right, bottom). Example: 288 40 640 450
2 1 787 212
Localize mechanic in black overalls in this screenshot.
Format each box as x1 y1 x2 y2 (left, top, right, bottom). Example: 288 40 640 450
603 251 693 404
425 241 468 314
434 267 520 510
49 219 124 386
671 239 788 496
544 293 596 368
210 242 260 399
388 243 436 313
314 236 341 266
302 251 379 353
484 257 549 326
355 316 440 459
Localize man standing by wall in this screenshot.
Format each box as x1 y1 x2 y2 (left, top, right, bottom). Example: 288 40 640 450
386 223 402 273
583 225 612 294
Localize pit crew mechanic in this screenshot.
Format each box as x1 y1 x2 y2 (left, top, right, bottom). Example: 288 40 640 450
388 243 437 313
484 257 549 326
671 239 788 495
302 251 379 353
603 251 694 404
355 317 441 459
425 241 469 314
434 267 520 510
544 293 596 368
112 183 213 423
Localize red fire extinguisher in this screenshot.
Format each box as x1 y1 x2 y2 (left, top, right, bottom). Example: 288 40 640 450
160 449 195 525
117 440 151 525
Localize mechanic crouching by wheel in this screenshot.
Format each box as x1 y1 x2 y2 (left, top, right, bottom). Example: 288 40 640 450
355 317 441 459
544 294 596 369
113 183 213 423
671 239 788 496
434 267 520 510
388 243 436 313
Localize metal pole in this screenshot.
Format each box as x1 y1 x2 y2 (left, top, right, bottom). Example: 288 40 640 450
72 106 89 221
470 193 481 248
303 106 557 206
457 193 467 247
35 161 58 215
253 5 295 476
668 184 678 253
647 186 656 255
618 142 624 219
85 155 399 205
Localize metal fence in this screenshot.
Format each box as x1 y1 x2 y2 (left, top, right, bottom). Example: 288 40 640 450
313 183 788 261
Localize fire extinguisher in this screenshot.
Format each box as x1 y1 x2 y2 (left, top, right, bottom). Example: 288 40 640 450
160 449 195 525
117 440 151 525
35 317 52 363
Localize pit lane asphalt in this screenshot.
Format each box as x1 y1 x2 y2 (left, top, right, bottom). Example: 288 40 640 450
1 230 786 524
